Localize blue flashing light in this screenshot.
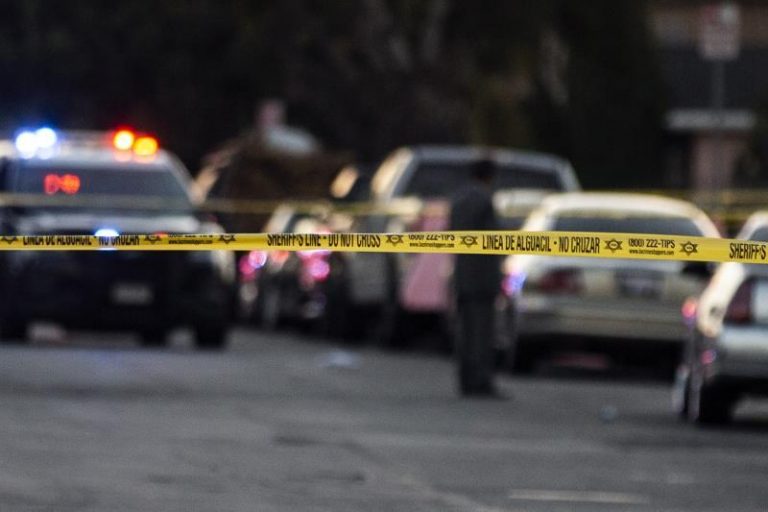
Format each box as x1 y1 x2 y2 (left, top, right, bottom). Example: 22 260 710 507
502 272 527 297
14 131 38 155
14 127 59 156
35 127 58 149
95 228 120 238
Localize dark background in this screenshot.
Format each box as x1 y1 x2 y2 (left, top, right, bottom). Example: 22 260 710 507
0 0 672 187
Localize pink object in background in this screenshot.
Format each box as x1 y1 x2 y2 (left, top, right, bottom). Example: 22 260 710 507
401 203 453 313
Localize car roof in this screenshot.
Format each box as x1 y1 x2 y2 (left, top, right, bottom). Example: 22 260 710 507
537 192 709 217
406 145 572 170
736 210 768 239
0 144 177 170
0 133 195 204
0 131 178 170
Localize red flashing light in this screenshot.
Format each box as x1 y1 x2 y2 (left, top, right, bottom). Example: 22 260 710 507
111 129 159 156
44 174 81 195
113 130 135 151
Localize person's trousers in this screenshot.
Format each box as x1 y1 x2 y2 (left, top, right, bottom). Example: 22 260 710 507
455 294 496 395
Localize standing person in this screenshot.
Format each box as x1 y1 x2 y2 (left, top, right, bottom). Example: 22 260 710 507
450 158 504 398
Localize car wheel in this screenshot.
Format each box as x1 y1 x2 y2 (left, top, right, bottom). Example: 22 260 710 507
260 283 283 331
315 283 348 340
671 365 690 420
374 299 410 349
0 316 29 344
139 328 169 348
371 255 411 349
687 373 733 425
505 334 536 375
439 310 457 355
193 323 228 351
500 301 535 374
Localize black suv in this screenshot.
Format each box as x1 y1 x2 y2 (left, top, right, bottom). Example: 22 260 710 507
0 129 235 349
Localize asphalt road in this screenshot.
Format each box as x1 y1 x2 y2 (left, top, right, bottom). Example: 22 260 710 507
0 326 767 512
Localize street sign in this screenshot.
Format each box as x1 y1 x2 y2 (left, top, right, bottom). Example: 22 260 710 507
699 3 741 61
699 2 741 61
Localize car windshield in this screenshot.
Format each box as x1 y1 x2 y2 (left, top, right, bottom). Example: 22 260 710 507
10 162 191 202
403 162 564 198
748 226 768 241
553 214 703 236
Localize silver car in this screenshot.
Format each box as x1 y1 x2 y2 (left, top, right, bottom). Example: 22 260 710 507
343 145 580 347
673 211 768 425
500 193 720 374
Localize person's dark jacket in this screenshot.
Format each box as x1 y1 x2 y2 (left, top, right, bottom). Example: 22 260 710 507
450 183 501 295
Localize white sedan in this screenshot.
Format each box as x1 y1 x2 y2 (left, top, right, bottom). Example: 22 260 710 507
674 211 768 424
499 192 720 374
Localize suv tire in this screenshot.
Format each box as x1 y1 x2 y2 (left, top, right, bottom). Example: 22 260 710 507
194 323 228 351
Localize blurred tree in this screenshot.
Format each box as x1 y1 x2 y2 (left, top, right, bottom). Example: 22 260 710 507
0 0 666 189
529 0 665 188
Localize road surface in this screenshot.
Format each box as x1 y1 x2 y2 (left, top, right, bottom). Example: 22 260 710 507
0 326 766 511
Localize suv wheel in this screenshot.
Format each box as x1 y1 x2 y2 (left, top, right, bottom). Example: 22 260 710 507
687 373 733 425
194 323 228 351
139 328 169 348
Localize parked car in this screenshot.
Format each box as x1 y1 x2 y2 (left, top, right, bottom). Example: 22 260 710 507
500 192 721 374
238 204 348 336
673 211 768 424
336 145 580 347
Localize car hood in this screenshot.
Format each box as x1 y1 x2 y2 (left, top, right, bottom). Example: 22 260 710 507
14 211 202 235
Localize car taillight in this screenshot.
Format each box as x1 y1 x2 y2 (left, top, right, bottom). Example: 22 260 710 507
536 268 583 294
681 297 697 326
239 250 267 282
299 251 331 286
724 280 753 324
270 250 290 266
307 257 331 282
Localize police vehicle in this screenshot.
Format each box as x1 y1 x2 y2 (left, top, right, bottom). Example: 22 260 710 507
0 128 235 349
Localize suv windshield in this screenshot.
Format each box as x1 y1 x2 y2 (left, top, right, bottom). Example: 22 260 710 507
10 161 191 201
748 227 768 242
553 214 702 236
403 162 564 198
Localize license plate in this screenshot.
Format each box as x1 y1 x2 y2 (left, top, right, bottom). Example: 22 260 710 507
616 272 661 299
111 283 154 305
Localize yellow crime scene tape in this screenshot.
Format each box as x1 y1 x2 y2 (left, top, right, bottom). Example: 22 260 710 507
1 231 768 265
